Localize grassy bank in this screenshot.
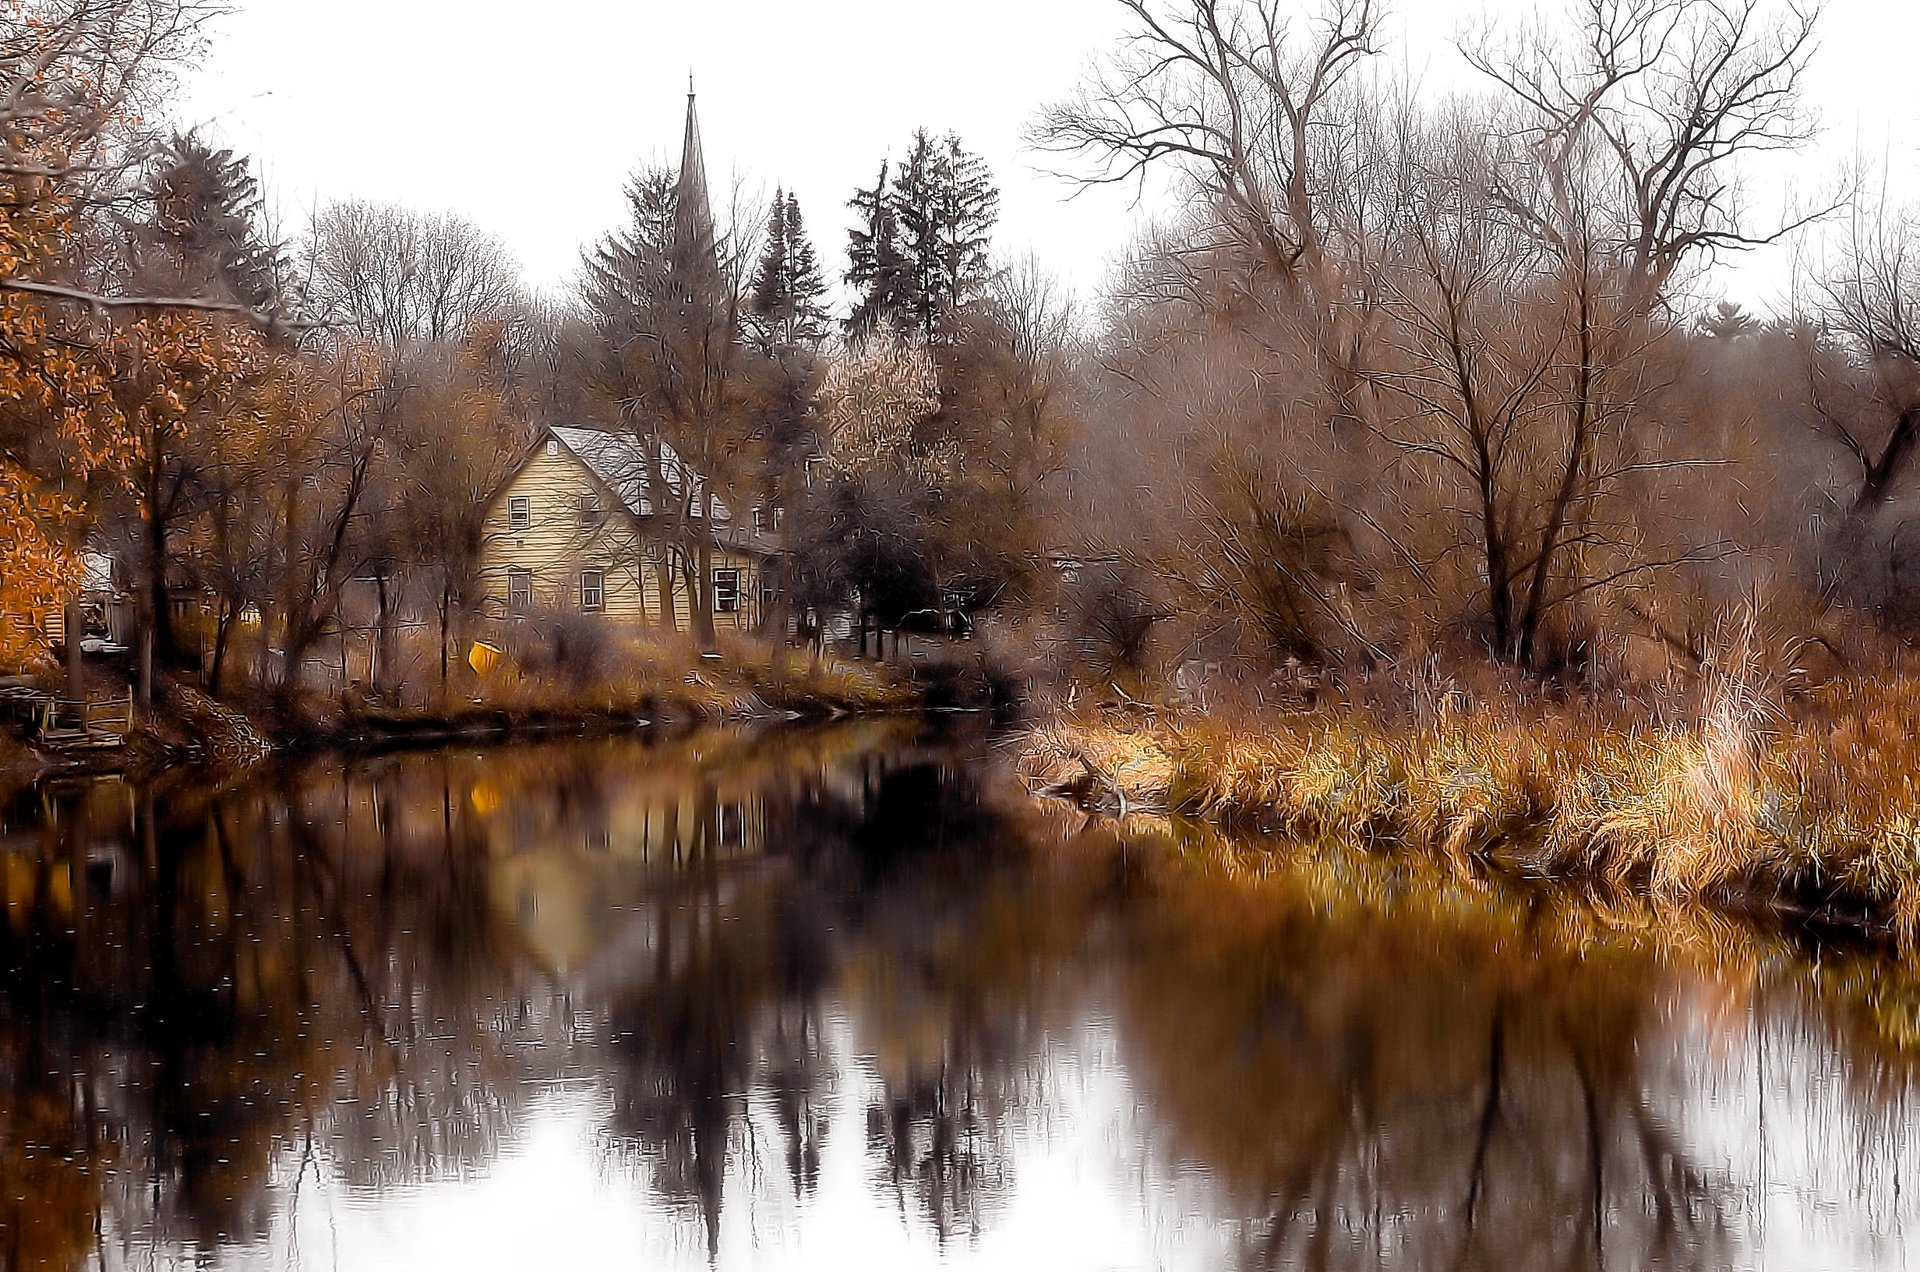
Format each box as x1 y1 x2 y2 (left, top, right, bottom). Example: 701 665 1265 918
322 634 919 745
1 635 923 784
1016 661 1920 949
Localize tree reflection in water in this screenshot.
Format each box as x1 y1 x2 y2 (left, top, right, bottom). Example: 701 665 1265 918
2 726 1920 1269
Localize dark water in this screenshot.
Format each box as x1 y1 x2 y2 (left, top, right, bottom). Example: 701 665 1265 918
2 721 1918 1271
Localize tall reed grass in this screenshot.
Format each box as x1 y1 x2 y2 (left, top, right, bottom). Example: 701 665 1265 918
1017 636 1920 947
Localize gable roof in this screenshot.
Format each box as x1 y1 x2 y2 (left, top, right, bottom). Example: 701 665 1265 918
549 425 726 521
523 425 779 556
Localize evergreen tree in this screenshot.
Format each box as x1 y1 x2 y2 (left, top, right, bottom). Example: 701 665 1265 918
781 193 830 346
747 188 830 351
142 132 287 310
846 132 999 342
748 184 791 336
845 160 910 336
929 133 999 327
582 168 679 338
892 131 942 340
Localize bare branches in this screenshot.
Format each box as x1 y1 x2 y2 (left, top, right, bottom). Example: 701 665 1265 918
1464 0 1826 298
0 276 304 327
1033 0 1381 280
0 0 224 188
303 202 525 351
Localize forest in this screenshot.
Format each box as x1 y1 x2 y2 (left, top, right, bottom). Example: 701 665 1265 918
10 0 1920 924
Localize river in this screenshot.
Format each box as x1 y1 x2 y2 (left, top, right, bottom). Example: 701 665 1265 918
1 720 1917 1270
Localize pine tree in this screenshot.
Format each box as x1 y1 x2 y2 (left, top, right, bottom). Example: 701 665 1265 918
849 131 1000 342
892 130 942 341
749 188 831 352
747 184 792 346
781 193 831 346
143 132 287 311
930 134 999 325
846 160 910 336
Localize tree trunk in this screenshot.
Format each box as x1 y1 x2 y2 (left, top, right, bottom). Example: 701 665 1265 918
137 617 153 712
656 560 678 633
438 580 453 710
692 516 717 650
145 451 175 674
209 597 233 697
64 593 83 697
373 571 392 692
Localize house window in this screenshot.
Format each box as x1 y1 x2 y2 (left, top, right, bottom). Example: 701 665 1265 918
713 568 741 613
507 568 532 613
751 505 765 531
578 491 599 527
581 569 604 613
508 495 531 532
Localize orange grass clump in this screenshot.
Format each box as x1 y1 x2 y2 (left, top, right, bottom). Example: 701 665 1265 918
1019 659 1920 948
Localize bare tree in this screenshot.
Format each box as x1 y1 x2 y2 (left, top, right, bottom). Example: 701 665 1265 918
304 200 524 350
1813 200 1920 517
1033 0 1380 286
1463 0 1826 305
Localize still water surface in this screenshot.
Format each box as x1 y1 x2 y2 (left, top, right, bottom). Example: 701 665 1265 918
3 720 1920 1270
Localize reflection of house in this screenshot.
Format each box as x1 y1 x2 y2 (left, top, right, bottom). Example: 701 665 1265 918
476 426 775 631
471 761 770 981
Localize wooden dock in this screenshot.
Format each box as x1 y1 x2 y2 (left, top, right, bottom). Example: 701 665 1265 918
33 688 135 751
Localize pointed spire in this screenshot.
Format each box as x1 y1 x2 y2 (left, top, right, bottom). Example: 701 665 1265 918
674 78 715 267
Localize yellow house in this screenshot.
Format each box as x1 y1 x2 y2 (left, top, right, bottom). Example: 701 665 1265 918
476 425 776 632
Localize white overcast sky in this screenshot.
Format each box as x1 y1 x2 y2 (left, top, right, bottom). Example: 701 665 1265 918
175 0 1920 316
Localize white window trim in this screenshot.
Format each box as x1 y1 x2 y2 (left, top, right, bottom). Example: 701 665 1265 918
508 495 531 532
581 568 605 613
507 567 532 612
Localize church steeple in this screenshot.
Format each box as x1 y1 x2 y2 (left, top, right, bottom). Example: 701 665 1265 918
673 78 717 277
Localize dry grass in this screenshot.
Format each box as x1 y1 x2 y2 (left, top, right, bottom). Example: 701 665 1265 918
1018 648 1920 949
353 632 916 729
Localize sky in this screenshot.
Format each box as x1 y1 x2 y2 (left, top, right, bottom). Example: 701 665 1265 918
173 0 1920 316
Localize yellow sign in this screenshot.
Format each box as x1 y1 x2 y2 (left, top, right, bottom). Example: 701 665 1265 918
467 640 504 676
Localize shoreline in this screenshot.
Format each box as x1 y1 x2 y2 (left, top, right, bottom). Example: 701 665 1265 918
0 645 942 789
1012 681 1920 953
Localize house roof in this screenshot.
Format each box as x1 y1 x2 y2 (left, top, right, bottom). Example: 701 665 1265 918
549 425 721 520
543 425 779 556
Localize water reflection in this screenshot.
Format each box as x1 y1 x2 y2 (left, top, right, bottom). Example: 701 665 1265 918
2 725 1920 1269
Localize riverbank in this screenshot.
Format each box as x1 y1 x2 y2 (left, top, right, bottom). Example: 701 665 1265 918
0 636 927 787
1015 665 1920 950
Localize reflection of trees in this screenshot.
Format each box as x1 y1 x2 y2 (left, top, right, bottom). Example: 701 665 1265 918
0 726 1010 1270
19 724 1917 1270
592 729 1039 1254
0 755 537 1269
1080 820 1767 1271
841 762 1067 1244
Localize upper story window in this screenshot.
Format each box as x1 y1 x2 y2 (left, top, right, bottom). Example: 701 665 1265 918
581 569 604 613
751 506 765 531
508 495 531 532
578 491 600 527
